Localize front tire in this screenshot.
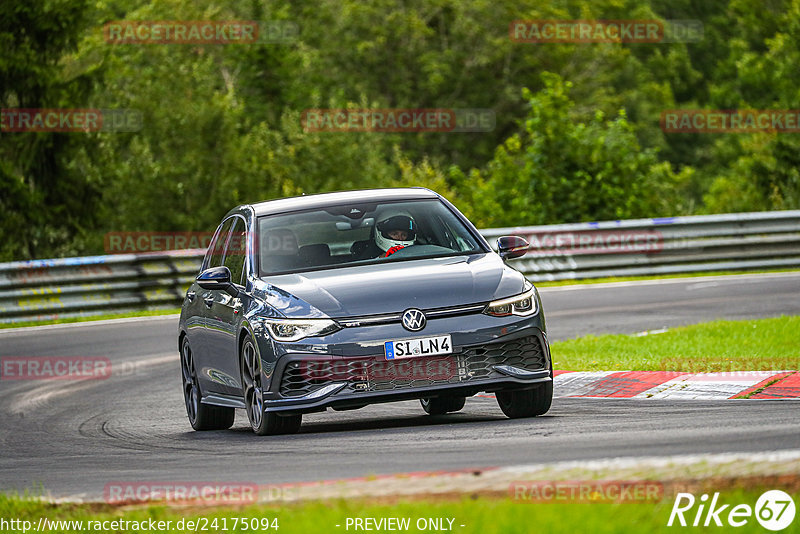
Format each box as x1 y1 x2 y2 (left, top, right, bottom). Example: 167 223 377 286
420 396 466 415
240 335 301 435
181 337 235 431
496 381 553 418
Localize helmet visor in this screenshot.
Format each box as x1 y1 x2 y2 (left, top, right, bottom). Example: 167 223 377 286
377 215 416 241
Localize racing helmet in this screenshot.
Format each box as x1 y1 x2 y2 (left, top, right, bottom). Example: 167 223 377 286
375 213 416 253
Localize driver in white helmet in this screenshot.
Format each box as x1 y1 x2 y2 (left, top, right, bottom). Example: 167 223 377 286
375 214 416 257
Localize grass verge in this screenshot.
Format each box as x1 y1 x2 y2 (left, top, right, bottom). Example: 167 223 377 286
550 315 800 372
1 488 796 534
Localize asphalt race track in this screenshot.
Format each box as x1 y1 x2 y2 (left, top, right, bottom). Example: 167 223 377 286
540 271 800 339
1 272 799 500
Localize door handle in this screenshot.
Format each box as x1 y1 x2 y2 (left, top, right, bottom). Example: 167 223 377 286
203 297 214 308
186 291 196 302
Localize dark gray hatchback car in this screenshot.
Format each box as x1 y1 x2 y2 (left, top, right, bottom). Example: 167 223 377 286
178 188 552 435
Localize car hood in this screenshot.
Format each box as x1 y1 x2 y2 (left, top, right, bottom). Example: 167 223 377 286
255 253 525 318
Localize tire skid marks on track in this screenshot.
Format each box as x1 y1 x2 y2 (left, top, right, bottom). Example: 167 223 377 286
4 353 176 413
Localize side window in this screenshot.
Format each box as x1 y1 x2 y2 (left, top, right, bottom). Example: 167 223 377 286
207 218 234 269
202 223 223 269
223 218 247 286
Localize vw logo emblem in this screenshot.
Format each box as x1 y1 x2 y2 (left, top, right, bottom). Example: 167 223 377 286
401 308 426 332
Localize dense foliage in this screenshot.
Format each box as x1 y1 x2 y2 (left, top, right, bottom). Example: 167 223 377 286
2 0 799 260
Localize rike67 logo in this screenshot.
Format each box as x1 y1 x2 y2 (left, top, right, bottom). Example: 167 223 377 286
668 490 795 531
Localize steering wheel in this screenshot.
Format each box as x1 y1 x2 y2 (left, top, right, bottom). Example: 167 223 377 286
384 245 407 257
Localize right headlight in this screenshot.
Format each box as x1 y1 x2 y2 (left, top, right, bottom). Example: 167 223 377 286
261 318 340 342
484 283 538 317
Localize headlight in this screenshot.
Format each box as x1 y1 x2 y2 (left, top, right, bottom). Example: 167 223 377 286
484 283 538 317
262 318 340 342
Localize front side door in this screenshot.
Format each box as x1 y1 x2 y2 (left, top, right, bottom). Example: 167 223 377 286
205 216 248 397
195 217 234 395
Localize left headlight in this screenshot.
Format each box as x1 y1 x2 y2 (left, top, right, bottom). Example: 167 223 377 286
484 282 538 317
261 318 340 342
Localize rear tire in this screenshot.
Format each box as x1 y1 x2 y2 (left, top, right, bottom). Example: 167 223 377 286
420 396 466 415
241 335 302 435
181 337 235 431
496 381 553 418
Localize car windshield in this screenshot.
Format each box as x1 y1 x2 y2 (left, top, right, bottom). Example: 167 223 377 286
257 199 485 276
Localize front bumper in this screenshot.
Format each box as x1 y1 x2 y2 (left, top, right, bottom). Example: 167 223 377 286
262 327 551 414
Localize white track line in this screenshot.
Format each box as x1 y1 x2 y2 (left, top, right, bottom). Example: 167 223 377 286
0 314 180 335
537 271 800 292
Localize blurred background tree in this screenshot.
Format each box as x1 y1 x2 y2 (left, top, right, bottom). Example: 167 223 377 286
1 0 798 260
0 0 98 260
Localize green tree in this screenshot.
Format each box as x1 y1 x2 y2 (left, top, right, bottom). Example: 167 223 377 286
0 0 98 260
701 0 800 212
454 73 692 228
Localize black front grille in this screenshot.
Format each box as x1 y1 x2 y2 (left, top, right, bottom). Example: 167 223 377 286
461 336 546 379
278 336 546 397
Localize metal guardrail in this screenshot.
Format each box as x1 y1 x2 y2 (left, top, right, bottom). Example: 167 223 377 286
1 210 799 323
484 210 800 282
0 251 203 324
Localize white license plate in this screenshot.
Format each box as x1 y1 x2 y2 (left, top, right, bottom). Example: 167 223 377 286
384 335 453 360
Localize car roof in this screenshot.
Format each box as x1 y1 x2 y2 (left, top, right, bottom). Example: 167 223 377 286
246 187 440 217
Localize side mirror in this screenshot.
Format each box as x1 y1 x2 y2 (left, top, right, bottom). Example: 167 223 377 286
496 236 529 261
196 266 238 296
